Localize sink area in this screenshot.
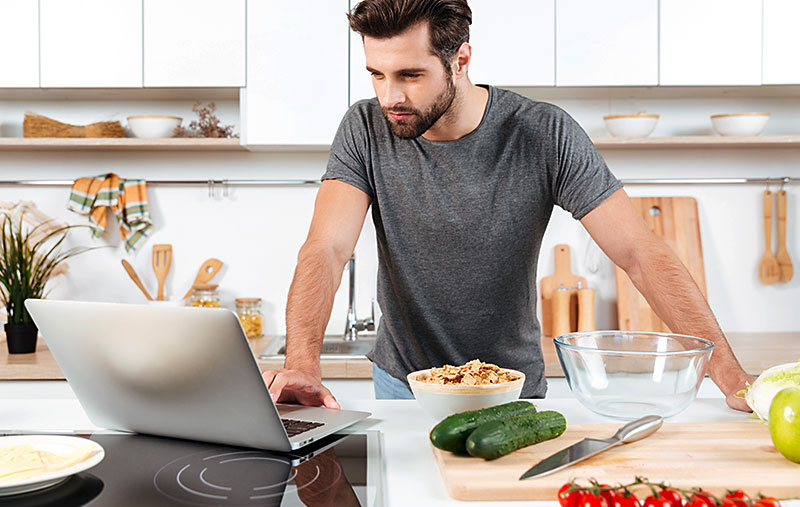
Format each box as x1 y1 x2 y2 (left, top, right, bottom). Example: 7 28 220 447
259 334 377 359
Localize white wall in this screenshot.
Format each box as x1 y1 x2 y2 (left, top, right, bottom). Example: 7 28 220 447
0 92 798 336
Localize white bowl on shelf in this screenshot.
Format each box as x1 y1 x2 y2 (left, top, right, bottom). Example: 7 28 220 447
603 111 659 137
710 112 770 136
127 115 182 139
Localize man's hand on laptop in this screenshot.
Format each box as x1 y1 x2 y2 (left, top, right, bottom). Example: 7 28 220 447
262 369 340 409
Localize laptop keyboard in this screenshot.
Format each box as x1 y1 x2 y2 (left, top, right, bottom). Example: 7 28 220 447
281 418 324 437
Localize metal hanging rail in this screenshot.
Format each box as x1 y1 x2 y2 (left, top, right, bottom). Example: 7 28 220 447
0 179 321 186
0 177 795 186
621 176 794 185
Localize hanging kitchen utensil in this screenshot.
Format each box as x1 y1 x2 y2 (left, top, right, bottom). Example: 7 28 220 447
540 245 586 337
152 244 173 301
183 258 224 299
519 415 663 480
615 197 707 332
121 259 153 301
776 189 793 283
758 190 780 285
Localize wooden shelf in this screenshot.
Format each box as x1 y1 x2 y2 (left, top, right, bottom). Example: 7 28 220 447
2 135 800 151
593 135 800 149
0 137 245 151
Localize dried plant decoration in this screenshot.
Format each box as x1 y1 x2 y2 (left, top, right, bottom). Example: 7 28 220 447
173 101 239 138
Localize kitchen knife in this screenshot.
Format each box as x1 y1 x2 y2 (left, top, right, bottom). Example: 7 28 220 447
519 415 663 480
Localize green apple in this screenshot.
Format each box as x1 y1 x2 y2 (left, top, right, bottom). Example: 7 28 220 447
769 386 800 463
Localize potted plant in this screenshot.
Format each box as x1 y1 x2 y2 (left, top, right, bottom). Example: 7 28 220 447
0 214 91 354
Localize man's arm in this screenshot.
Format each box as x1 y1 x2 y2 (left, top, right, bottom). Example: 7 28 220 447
262 179 371 408
579 188 754 411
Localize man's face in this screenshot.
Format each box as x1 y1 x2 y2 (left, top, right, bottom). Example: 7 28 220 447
364 23 457 139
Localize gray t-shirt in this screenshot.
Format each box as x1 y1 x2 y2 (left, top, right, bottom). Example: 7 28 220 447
323 85 621 397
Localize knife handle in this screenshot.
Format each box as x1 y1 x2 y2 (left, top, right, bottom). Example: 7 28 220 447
613 415 663 443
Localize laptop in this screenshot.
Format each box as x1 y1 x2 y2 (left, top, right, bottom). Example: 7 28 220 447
25 299 370 452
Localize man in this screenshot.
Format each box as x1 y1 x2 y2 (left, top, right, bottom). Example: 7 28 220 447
263 0 754 411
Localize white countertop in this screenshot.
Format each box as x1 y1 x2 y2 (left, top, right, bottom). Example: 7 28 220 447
1 378 796 507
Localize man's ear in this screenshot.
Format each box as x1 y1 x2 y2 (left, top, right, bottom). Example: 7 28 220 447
453 42 472 77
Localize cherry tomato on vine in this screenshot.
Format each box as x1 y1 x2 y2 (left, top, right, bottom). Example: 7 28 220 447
579 493 609 507
724 490 751 507
690 491 718 507
598 484 617 507
644 496 673 507
658 489 684 507
559 484 585 507
754 496 781 507
613 492 642 507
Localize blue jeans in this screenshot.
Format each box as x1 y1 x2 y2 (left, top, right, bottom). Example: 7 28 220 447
372 363 415 400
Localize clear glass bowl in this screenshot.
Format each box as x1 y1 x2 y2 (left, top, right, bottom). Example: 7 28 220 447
554 331 714 420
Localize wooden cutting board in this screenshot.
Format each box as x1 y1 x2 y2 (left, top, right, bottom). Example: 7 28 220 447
615 197 707 332
432 422 799 501
540 244 587 337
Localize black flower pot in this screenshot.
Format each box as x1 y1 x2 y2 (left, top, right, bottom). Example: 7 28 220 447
4 323 38 354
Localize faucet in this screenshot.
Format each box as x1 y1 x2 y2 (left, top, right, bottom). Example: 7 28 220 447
344 254 375 341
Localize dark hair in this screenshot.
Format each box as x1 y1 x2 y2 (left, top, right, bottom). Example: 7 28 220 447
348 0 472 71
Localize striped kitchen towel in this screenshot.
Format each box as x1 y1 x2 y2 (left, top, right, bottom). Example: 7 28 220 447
67 173 153 253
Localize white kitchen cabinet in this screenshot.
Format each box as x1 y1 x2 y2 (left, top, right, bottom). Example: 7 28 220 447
468 0 555 87
763 0 800 84
39 0 142 88
349 28 374 105
143 0 245 87
659 0 762 86
556 0 657 86
243 0 349 146
0 0 38 87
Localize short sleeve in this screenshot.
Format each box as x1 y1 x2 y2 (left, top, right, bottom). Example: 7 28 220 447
550 106 623 220
322 103 374 200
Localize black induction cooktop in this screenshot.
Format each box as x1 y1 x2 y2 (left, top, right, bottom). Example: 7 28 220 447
0 430 384 507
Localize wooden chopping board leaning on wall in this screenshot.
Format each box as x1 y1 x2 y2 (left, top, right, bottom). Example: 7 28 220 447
615 197 707 332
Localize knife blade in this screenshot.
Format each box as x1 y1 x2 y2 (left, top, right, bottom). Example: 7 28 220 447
519 414 663 480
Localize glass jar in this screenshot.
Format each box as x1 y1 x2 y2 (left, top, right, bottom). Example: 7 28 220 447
190 284 220 308
235 297 263 339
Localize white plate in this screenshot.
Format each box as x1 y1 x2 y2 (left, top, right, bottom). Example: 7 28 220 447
0 435 104 496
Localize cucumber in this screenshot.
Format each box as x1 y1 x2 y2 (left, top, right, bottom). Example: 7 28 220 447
429 401 537 453
465 410 567 460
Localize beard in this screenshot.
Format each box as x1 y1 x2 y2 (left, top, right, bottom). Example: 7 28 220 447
380 75 457 139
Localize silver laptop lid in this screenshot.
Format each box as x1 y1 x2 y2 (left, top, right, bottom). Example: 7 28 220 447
25 300 367 452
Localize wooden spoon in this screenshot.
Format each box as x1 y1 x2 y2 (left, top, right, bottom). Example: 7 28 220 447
776 190 794 283
152 244 173 301
758 190 780 285
121 259 153 301
183 258 223 299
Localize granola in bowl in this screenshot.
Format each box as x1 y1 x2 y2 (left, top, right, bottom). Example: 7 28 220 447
423 359 517 386
407 360 526 419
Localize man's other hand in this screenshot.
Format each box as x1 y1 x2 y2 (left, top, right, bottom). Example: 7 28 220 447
262 369 340 409
724 373 758 412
